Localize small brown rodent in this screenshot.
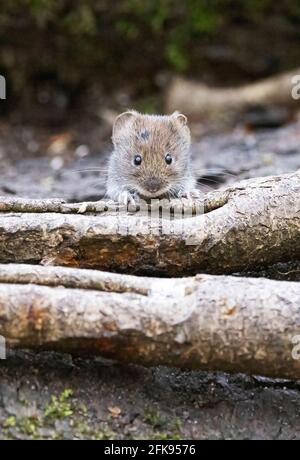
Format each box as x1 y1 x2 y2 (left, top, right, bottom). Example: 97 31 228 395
106 110 199 204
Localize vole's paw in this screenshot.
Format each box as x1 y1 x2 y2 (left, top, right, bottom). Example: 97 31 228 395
179 189 201 199
178 189 201 207
117 191 138 206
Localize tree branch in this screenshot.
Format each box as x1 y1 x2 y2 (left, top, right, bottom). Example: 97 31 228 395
0 264 299 379
0 171 299 275
165 69 300 124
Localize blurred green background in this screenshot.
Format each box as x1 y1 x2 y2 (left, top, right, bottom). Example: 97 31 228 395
1 0 300 118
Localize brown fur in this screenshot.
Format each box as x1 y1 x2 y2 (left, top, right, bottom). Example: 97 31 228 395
106 110 197 202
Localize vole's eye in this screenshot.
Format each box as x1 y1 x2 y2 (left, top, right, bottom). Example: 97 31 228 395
165 154 172 165
134 154 142 166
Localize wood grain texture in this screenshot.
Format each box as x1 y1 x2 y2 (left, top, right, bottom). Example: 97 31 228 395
0 172 299 275
0 264 299 379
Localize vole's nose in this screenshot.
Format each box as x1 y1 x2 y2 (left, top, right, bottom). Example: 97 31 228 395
144 177 162 193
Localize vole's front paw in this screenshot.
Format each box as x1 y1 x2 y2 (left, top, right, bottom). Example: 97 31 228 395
179 189 201 199
178 189 201 207
117 191 139 206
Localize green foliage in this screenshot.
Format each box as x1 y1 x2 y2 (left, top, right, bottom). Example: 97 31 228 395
143 406 167 428
1 0 300 102
18 416 41 436
3 416 17 428
44 388 74 421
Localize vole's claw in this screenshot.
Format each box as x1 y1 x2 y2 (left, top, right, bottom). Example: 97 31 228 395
117 191 137 206
118 191 129 206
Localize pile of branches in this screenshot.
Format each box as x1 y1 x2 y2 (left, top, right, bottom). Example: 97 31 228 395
0 171 299 379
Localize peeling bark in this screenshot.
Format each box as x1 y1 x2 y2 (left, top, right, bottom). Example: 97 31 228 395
0 264 299 379
0 171 299 275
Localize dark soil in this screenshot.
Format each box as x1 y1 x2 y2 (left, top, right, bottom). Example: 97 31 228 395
1 351 300 440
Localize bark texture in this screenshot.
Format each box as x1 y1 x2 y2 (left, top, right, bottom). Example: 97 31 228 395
0 264 299 379
0 171 299 276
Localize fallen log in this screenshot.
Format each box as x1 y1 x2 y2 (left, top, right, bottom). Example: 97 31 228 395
0 171 299 276
0 264 299 379
165 68 300 124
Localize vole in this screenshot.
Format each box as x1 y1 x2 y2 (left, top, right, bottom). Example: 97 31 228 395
106 110 199 204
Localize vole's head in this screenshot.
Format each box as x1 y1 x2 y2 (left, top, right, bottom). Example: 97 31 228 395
111 110 191 198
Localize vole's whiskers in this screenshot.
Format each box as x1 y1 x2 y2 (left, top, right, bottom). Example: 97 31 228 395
166 186 177 199
60 168 108 177
198 183 216 192
73 168 108 172
76 179 104 189
197 177 222 184
194 167 236 178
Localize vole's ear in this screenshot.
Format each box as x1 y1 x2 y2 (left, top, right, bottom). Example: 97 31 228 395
113 110 138 138
171 111 188 126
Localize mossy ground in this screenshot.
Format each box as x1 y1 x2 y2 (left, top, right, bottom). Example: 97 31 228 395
0 351 192 440
1 350 300 440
